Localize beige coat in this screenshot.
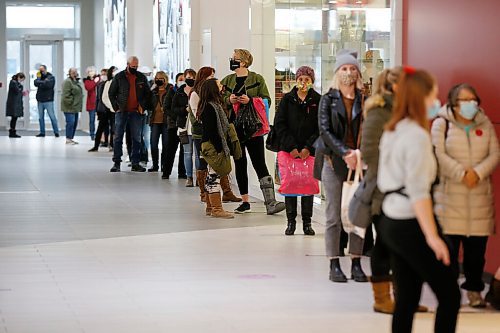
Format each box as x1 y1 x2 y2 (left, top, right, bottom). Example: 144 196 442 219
432 107 499 236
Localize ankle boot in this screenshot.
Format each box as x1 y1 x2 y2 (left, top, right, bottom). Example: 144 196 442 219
351 257 368 282
9 129 21 138
285 221 296 236
284 197 297 235
197 169 208 202
485 277 500 310
259 176 286 215
208 192 234 219
221 175 242 202
371 281 395 314
329 258 347 283
149 149 159 172
301 196 315 235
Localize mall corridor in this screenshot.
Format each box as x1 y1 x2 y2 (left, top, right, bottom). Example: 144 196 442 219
0 135 498 332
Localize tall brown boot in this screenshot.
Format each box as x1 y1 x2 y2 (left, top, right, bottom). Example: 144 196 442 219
197 169 208 203
372 281 395 314
208 192 234 219
221 175 242 202
205 192 212 216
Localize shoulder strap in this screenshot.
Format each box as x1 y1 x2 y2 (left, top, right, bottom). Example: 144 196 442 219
383 186 409 198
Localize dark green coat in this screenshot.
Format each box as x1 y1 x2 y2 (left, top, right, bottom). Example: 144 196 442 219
61 78 83 113
221 71 271 107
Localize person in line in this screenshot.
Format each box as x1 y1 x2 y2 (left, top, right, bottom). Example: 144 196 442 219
88 68 112 152
198 78 236 219
148 71 172 172
61 68 83 145
108 56 152 172
6 72 26 138
139 66 154 167
432 83 499 308
274 66 320 236
172 68 197 186
83 66 100 141
377 68 461 333
486 266 500 310
316 50 368 283
222 49 285 215
101 66 118 152
163 73 186 179
34 65 59 137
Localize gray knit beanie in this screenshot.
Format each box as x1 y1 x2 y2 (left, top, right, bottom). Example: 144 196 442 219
334 49 360 73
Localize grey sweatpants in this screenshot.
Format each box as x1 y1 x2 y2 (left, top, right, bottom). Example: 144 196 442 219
322 159 364 258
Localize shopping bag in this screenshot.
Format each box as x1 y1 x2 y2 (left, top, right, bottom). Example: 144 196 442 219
233 101 262 143
251 97 270 137
277 151 319 196
340 150 366 238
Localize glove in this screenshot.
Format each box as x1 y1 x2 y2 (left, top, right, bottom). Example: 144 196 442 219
36 71 42 78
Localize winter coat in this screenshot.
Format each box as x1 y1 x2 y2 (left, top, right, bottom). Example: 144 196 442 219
432 106 499 236
83 77 99 111
6 79 24 117
34 72 55 102
107 70 151 113
274 87 320 155
221 71 271 107
149 86 171 126
95 81 108 113
360 94 393 216
171 85 189 129
61 78 83 113
315 88 364 180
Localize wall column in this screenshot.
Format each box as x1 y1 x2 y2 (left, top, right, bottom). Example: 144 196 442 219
0 0 7 129
126 0 154 69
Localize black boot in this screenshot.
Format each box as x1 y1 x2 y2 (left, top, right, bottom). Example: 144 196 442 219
330 258 348 283
285 197 297 236
301 196 315 235
148 149 159 172
351 257 368 282
9 129 21 138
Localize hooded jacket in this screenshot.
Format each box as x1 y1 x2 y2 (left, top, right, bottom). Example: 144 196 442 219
432 106 499 236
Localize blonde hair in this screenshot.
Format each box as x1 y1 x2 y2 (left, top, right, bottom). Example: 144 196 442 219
234 49 253 68
155 71 169 83
330 69 364 90
364 67 402 115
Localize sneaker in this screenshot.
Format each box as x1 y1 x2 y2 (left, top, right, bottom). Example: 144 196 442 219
234 202 251 214
131 164 146 172
467 291 486 308
110 163 121 172
100 142 108 147
55 133 60 138
36 133 45 137
108 147 113 152
72 140 79 145
66 139 73 144
88 147 98 152
186 177 194 187
161 173 169 179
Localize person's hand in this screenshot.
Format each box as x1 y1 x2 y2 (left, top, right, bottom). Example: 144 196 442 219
238 94 250 105
94 76 100 83
36 71 42 78
22 90 29 97
343 150 358 170
229 94 238 104
426 234 450 266
299 148 310 160
290 149 300 159
462 168 479 188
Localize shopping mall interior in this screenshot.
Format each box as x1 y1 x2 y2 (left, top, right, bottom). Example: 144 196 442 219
0 0 499 332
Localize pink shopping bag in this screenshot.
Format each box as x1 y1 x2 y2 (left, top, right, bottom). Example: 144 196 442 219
277 151 319 196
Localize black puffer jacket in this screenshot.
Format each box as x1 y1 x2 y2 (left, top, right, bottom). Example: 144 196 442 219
108 70 151 113
315 88 364 180
6 79 24 117
274 87 320 155
34 72 55 102
171 85 189 129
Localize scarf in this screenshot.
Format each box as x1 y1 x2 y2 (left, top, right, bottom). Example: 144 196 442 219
209 101 230 157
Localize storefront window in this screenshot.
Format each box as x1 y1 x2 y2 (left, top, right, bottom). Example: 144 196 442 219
275 0 392 107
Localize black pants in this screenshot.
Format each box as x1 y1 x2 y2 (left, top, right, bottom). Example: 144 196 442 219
193 138 208 170
448 234 488 292
164 127 186 177
379 215 460 333
370 215 392 281
285 196 313 223
234 136 270 195
93 111 115 149
10 116 18 130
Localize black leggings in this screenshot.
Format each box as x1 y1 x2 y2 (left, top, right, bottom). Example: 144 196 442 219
93 111 115 149
10 116 18 130
379 215 461 333
163 127 186 177
234 136 270 195
370 215 392 281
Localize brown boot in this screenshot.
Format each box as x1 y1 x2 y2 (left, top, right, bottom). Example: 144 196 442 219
197 170 208 203
220 175 242 202
208 192 234 219
372 281 395 314
205 192 212 216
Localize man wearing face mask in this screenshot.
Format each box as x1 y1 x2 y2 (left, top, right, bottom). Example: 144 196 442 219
34 65 60 137
108 56 152 172
61 67 83 145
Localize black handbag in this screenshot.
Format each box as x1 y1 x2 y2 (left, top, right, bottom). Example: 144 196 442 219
265 125 280 152
178 130 190 145
234 102 262 143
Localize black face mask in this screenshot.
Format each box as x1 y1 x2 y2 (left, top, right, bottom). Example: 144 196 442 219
185 78 195 87
128 67 138 75
155 79 165 87
230 59 241 71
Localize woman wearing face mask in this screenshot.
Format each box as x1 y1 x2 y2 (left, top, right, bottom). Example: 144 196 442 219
61 67 83 145
378 68 461 333
88 68 111 152
316 50 368 283
273 66 320 235
431 83 499 308
221 48 285 215
100 66 118 151
146 71 172 172
6 72 26 138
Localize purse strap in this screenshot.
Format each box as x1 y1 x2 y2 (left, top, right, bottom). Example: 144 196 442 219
346 149 363 183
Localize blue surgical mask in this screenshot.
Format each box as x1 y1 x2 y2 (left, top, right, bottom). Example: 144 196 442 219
427 99 441 119
459 101 479 120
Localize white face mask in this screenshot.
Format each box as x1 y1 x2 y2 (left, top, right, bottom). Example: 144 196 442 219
177 81 185 87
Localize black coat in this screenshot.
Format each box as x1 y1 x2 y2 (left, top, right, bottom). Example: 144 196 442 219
171 85 189 128
6 79 24 117
164 86 178 129
95 81 108 113
149 85 172 126
274 87 320 155
315 88 364 180
108 70 151 113
34 72 55 102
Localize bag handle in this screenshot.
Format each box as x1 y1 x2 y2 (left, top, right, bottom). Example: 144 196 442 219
346 150 363 183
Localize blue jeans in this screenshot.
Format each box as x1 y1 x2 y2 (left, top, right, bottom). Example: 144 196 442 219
150 123 169 168
88 110 96 139
37 101 59 135
113 111 143 165
64 112 79 139
183 135 199 178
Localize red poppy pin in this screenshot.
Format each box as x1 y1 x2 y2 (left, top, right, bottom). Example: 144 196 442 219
476 129 483 136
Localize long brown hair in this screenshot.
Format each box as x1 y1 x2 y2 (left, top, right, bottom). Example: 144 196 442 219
385 69 435 131
193 67 215 95
197 78 225 119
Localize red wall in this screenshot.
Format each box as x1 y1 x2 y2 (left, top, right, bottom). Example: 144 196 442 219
403 0 500 273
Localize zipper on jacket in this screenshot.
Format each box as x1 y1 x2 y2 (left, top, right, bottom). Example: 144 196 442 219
465 126 472 237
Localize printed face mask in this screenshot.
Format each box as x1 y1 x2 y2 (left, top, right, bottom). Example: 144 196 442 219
297 82 313 91
339 71 358 86
427 99 441 119
459 101 479 120
230 59 241 71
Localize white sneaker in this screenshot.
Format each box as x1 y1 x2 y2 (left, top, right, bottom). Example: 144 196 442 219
71 140 79 145
65 139 72 144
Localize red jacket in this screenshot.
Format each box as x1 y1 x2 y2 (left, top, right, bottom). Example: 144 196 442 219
83 77 99 111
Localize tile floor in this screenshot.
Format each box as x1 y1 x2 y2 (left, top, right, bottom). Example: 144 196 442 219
0 134 498 333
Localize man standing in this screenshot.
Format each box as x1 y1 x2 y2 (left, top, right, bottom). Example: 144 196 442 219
34 65 60 137
108 56 151 172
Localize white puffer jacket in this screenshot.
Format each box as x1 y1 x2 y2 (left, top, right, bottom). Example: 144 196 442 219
432 106 499 236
